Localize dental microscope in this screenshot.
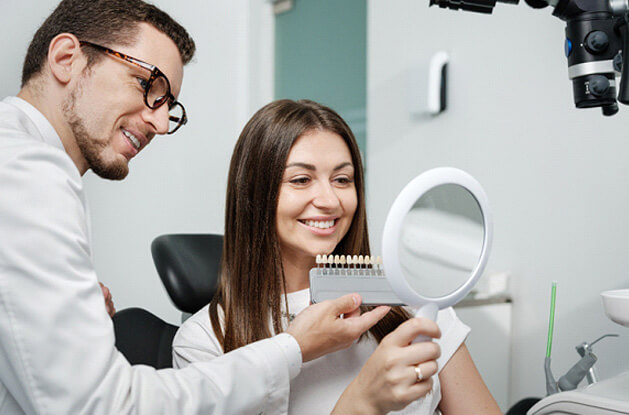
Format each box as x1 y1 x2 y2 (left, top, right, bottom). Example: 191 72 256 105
429 0 629 116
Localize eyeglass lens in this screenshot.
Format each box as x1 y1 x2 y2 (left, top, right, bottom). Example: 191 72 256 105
146 75 169 108
146 74 184 134
168 103 185 134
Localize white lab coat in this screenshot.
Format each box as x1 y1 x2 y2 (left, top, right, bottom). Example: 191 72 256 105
0 97 301 415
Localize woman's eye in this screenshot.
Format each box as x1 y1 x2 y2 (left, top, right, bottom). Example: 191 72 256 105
334 177 353 185
290 177 310 185
136 77 149 90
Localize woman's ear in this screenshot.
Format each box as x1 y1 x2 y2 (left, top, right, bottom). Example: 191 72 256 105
47 33 85 85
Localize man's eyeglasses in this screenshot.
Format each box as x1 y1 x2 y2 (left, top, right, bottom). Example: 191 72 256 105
79 41 187 134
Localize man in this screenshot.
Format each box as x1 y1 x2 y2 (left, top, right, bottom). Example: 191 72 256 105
0 1 395 413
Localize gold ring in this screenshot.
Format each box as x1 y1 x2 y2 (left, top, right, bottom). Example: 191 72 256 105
415 365 424 382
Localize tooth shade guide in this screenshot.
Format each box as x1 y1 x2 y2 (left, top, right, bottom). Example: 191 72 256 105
311 253 383 278
375 256 383 275
321 254 328 268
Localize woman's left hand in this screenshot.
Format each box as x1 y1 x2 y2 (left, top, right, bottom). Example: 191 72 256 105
332 317 441 415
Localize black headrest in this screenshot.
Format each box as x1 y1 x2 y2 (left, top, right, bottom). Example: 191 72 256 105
151 234 223 314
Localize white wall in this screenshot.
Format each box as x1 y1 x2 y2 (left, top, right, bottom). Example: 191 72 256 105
368 0 629 408
0 1 58 95
0 0 274 325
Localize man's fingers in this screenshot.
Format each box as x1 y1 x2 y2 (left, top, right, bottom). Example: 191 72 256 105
386 318 441 346
329 293 362 315
99 282 110 298
344 307 361 319
345 305 390 332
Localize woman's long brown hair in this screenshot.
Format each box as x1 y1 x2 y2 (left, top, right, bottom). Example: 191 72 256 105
210 99 410 352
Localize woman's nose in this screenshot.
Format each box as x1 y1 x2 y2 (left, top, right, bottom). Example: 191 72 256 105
312 183 341 209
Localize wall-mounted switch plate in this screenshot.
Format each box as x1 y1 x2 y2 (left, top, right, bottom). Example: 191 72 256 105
409 51 449 116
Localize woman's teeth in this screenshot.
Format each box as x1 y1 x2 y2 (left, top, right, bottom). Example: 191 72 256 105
122 129 141 149
304 219 335 229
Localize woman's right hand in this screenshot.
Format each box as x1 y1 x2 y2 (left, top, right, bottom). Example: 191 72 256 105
332 317 442 415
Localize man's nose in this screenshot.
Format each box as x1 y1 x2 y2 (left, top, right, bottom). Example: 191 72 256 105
143 104 170 135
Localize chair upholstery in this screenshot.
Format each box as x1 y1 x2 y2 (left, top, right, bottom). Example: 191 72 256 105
112 307 178 369
112 233 223 369
151 233 223 314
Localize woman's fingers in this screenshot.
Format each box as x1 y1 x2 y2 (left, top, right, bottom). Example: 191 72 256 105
382 317 441 347
402 341 441 366
411 360 439 384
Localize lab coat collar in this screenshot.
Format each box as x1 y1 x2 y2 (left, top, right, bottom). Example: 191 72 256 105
2 96 65 153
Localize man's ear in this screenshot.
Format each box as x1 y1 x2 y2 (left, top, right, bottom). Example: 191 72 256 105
47 33 85 85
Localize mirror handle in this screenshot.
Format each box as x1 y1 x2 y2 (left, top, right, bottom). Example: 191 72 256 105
411 302 439 343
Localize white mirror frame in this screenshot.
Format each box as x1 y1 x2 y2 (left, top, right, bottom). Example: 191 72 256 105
382 167 493 309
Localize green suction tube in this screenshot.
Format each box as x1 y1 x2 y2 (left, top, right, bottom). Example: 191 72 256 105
545 281 559 395
546 282 557 358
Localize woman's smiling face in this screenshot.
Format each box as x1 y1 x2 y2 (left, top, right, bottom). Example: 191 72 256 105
276 129 358 265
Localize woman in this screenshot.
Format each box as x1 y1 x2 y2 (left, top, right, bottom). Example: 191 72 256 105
173 99 500 415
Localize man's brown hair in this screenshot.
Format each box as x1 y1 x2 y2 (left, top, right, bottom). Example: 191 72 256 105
21 0 195 87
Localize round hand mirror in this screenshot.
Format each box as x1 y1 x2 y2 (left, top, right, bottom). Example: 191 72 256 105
382 167 492 330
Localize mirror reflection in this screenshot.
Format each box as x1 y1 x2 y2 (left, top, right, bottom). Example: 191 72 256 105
398 183 484 298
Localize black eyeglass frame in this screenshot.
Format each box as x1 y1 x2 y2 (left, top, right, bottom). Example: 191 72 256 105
79 40 187 134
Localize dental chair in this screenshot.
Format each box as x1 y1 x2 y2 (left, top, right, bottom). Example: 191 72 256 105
150 233 223 316
112 233 223 369
112 307 178 369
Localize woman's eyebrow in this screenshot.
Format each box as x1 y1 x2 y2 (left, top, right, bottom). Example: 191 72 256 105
333 162 353 172
285 162 316 171
285 161 353 171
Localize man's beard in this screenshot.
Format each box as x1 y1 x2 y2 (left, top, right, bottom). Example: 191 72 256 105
63 85 129 181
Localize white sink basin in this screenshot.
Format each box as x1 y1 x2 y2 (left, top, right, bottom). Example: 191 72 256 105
601 289 629 327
